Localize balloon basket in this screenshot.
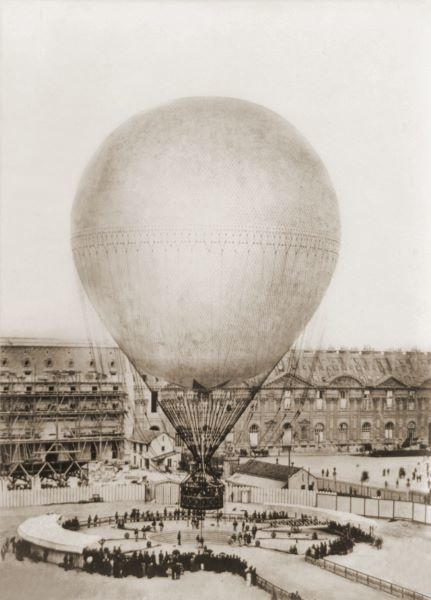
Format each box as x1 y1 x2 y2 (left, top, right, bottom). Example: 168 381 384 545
180 466 224 510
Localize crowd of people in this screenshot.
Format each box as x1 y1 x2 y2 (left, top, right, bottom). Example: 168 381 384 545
82 507 324 530
306 520 383 559
80 545 256 582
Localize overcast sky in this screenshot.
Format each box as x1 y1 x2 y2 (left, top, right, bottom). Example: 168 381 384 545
1 0 430 350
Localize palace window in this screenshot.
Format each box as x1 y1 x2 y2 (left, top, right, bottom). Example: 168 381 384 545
362 391 372 410
283 390 292 410
361 422 371 441
282 422 292 444
314 423 324 443
300 423 309 441
386 391 393 409
315 391 324 410
339 392 347 410
249 423 259 447
49 386 54 392
407 421 416 441
408 393 415 410
338 422 348 441
384 422 394 439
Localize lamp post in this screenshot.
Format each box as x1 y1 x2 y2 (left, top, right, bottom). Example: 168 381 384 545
287 445 292 468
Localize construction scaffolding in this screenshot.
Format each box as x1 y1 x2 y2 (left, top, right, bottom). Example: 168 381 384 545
0 377 126 484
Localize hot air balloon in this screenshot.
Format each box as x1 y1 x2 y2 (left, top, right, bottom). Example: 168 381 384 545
71 97 340 510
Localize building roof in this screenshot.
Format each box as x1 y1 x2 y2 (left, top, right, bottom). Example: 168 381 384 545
129 429 163 444
2 339 430 388
237 459 301 482
266 349 431 388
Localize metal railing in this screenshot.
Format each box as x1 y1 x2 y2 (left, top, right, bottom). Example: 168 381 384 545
305 556 431 600
316 477 430 504
255 574 302 600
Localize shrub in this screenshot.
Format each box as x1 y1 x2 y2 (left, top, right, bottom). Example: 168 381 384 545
255 540 260 547
146 541 152 548
311 531 318 540
124 532 130 539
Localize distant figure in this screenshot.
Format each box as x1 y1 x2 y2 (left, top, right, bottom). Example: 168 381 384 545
177 531 181 546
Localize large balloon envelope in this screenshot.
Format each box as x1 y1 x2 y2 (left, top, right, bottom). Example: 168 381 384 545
71 97 340 508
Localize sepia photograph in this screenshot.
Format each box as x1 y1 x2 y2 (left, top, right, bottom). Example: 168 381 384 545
0 1 430 599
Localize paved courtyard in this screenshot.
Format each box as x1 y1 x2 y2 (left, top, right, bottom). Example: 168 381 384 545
1 499 414 600
260 453 431 493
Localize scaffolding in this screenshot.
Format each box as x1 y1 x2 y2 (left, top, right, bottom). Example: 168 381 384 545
0 378 126 483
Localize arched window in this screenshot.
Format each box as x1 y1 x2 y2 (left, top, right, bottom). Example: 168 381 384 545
361 422 371 441
385 422 394 439
249 423 259 447
314 423 324 443
338 422 348 442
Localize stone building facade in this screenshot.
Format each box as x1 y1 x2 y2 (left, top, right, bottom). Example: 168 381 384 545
230 349 431 453
1 340 430 479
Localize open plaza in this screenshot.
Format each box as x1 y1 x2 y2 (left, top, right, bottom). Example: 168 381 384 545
1 475 431 600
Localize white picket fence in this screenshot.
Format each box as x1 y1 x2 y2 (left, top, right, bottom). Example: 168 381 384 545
316 492 431 525
2 479 430 526
0 483 147 508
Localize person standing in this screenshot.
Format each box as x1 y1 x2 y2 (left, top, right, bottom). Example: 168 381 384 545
177 531 182 546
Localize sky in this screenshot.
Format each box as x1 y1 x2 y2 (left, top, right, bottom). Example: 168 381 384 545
1 0 431 350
